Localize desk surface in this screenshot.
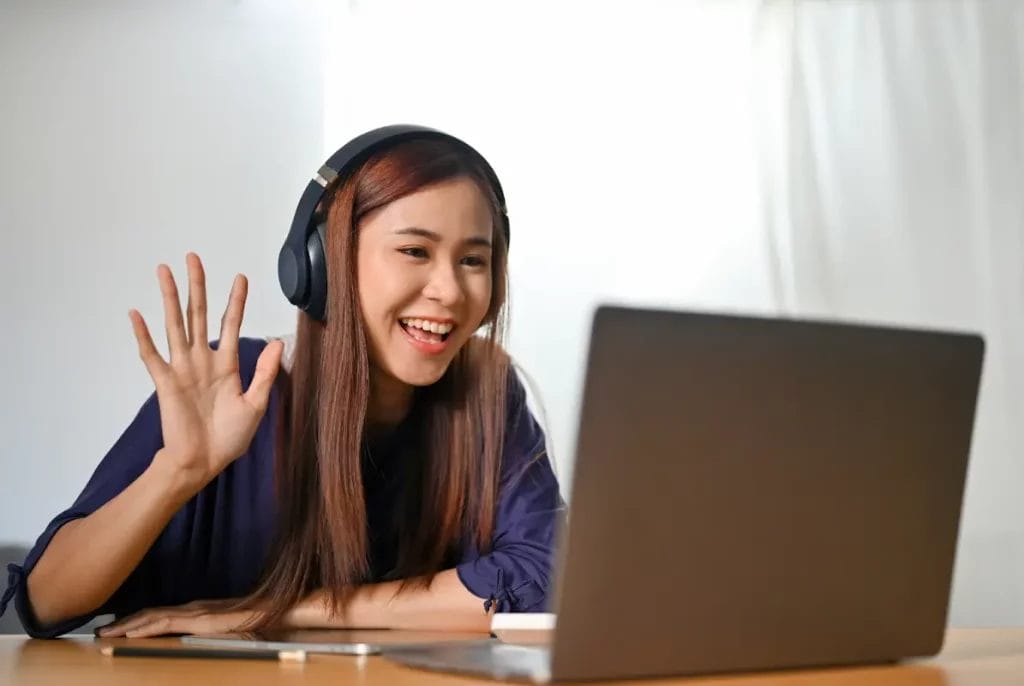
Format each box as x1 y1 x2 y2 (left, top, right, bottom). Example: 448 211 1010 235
3 628 1024 685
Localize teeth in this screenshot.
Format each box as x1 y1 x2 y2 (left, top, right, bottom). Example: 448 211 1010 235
401 318 453 335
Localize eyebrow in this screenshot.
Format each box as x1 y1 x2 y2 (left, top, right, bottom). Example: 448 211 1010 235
394 227 492 249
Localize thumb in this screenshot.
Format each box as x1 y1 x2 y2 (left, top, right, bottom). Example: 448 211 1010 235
243 339 284 414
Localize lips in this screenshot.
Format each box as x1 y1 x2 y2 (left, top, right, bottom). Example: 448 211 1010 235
398 317 455 338
399 320 448 343
398 320 452 355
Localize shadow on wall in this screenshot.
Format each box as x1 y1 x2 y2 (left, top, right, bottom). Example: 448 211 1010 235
0 545 111 635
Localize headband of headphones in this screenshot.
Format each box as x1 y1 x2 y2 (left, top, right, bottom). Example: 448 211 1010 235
278 124 509 321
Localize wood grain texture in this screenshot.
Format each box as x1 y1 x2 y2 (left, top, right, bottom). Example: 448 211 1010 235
2 628 1023 685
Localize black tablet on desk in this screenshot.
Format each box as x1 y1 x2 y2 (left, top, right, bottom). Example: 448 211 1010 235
183 629 488 656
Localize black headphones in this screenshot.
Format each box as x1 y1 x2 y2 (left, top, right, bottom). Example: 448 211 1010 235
277 124 510 322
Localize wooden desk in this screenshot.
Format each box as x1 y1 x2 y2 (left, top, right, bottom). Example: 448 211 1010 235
2 628 1023 685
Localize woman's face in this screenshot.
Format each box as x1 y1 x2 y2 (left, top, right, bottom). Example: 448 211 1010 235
357 176 495 388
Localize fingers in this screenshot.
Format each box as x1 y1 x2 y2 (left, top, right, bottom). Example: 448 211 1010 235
138 256 249 367
124 616 177 638
217 274 248 361
96 607 167 637
106 615 178 638
185 253 209 348
244 339 284 414
96 604 204 638
158 264 190 361
96 606 253 638
128 309 168 383
119 613 229 638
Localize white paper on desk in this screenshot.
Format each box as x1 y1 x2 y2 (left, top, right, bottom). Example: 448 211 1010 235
490 613 556 645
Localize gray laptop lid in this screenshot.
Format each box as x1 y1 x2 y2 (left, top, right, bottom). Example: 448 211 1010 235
548 306 983 681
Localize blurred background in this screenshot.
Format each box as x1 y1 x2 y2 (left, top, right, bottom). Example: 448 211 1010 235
1 0 1021 625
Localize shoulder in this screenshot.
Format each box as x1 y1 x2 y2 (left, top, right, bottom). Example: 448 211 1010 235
501 362 551 477
502 354 539 430
237 336 270 367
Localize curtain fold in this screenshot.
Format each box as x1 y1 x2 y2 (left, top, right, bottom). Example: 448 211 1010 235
755 0 1024 624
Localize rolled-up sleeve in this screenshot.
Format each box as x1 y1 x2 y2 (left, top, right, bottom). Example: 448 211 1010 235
455 369 566 613
1 390 164 638
3 337 284 637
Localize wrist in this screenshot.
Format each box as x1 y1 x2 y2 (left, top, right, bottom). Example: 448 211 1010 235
145 449 208 504
283 590 326 629
283 588 369 630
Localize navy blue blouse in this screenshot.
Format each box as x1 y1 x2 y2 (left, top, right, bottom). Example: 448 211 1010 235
1 337 564 638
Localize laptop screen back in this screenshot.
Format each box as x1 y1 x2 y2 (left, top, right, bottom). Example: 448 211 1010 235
549 307 983 681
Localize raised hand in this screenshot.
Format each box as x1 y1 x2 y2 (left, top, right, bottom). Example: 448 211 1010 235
128 252 284 492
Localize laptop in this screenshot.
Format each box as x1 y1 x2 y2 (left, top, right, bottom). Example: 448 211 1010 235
384 305 984 682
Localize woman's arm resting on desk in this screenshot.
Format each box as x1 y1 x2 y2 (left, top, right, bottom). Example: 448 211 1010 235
21 258 282 632
26 452 202 628
95 569 489 637
286 569 490 632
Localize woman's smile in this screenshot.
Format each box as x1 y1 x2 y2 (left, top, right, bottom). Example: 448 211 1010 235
398 317 455 355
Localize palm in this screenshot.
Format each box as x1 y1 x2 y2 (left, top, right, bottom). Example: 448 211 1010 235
129 253 283 487
158 371 251 474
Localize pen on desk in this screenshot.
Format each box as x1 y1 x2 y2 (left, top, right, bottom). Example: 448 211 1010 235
99 646 307 662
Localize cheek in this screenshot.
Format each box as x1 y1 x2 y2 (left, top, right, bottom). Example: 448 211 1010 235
468 276 494 325
358 251 400 315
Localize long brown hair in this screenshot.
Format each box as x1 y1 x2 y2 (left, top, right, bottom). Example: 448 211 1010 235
241 138 511 628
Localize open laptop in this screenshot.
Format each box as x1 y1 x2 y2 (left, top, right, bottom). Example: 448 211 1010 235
384 305 984 682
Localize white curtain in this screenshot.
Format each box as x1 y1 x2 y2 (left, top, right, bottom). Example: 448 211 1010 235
755 0 1024 624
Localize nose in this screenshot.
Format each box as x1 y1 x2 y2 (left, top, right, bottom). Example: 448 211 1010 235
422 262 464 307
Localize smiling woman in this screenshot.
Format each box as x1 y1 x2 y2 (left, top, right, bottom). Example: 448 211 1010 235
1 126 564 639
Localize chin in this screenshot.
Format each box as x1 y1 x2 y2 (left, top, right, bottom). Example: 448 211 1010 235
394 363 450 387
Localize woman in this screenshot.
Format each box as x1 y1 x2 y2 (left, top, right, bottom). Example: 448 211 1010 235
1 126 563 639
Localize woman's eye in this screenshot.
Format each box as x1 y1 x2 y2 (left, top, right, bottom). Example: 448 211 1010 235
399 247 428 259
461 255 488 268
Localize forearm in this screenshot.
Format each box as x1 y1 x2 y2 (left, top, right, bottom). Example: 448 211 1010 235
26 450 200 627
284 569 491 633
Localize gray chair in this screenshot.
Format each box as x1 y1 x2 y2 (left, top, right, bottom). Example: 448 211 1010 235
0 545 111 635
0 545 30 634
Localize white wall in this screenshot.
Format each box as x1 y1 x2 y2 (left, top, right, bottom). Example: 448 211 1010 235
323 0 778 490
1 0 775 550
0 0 326 541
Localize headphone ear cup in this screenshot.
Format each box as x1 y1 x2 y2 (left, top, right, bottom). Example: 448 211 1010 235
305 221 329 322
